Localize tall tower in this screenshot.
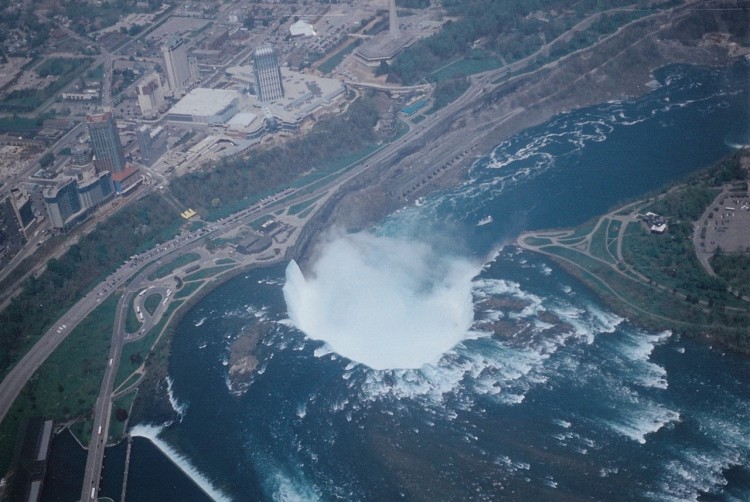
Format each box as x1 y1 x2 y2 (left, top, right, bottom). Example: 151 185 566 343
86 111 125 174
252 44 284 103
161 37 194 97
43 178 82 230
389 0 399 38
136 72 165 118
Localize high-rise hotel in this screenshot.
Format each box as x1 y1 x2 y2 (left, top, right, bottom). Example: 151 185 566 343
252 44 284 103
162 36 198 97
86 111 125 174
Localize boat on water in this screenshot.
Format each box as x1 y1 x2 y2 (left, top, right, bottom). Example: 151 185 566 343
477 215 493 226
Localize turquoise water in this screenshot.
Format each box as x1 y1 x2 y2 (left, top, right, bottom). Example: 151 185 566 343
64 61 750 501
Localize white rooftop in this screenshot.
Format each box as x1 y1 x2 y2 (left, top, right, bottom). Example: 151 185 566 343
228 112 259 128
169 88 240 117
290 20 315 37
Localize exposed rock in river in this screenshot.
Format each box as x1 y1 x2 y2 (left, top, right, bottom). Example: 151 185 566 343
227 323 267 396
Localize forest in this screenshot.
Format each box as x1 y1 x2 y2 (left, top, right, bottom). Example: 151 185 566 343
386 0 680 84
170 97 382 213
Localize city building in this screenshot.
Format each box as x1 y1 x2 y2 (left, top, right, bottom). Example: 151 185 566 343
226 112 264 140
136 124 168 166
252 44 284 103
355 0 413 66
71 144 91 167
136 72 166 119
161 36 198 97
7 418 53 502
43 177 82 231
9 188 36 238
76 170 115 210
166 88 241 125
43 169 115 231
86 111 126 174
222 66 346 136
289 20 316 38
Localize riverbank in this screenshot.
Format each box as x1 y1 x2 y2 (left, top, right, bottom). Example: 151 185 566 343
517 150 750 353
308 4 750 245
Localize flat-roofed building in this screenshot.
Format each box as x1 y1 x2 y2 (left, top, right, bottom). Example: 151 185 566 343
167 88 240 125
226 112 264 140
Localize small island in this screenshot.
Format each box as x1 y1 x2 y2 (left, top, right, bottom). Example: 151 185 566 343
518 149 750 353
227 322 271 396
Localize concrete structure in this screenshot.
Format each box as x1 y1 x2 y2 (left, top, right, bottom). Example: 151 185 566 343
252 44 284 103
9 188 35 238
86 112 126 175
7 418 53 502
166 88 240 125
161 37 198 97
223 66 345 134
43 169 115 231
355 0 413 66
71 144 91 167
289 20 316 38
389 0 399 37
225 65 256 87
136 125 168 166
76 170 115 210
43 177 82 231
61 90 100 101
136 72 166 119
226 112 264 140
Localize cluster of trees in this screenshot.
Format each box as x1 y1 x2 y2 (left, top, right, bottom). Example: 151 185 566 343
712 252 750 298
386 0 666 84
0 194 178 378
1 58 94 113
170 97 381 213
431 77 469 111
396 0 431 9
61 0 163 34
35 58 78 78
622 150 750 332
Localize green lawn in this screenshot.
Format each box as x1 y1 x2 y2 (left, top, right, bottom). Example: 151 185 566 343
143 293 162 316
589 220 616 264
183 265 234 282
107 390 137 443
430 56 502 82
147 253 200 281
115 301 183 388
0 295 119 471
125 296 142 333
173 282 202 300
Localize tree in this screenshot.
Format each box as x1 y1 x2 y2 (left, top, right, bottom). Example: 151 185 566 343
40 152 54 168
115 408 129 422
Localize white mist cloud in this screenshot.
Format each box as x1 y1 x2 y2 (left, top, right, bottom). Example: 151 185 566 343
282 232 478 370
